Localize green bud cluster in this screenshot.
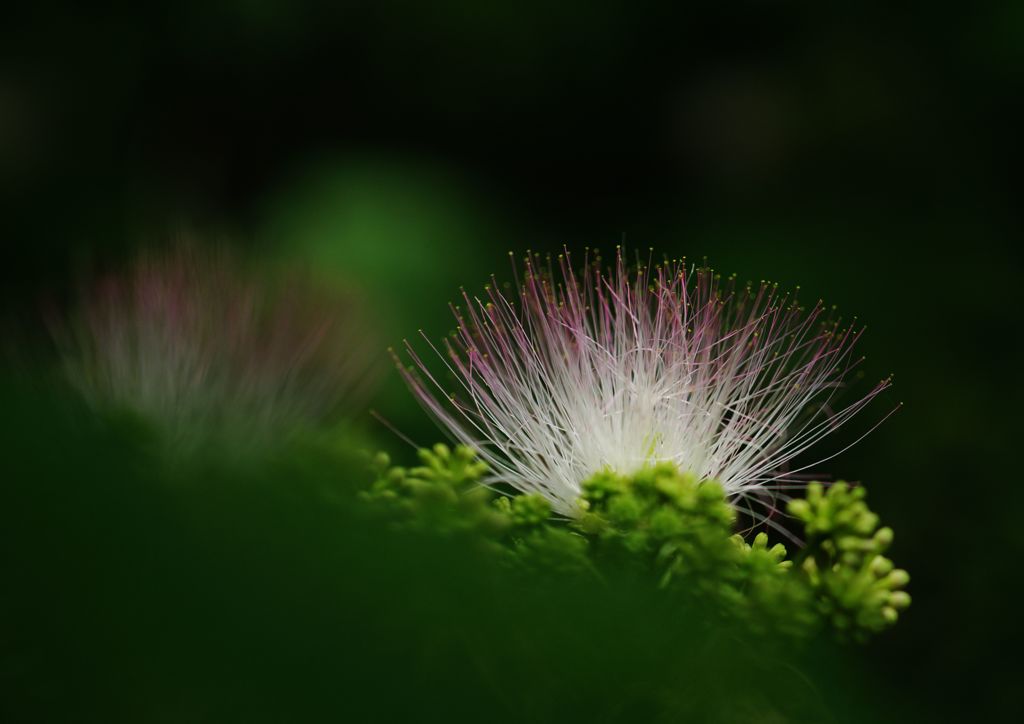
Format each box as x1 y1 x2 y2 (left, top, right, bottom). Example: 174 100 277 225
579 464 736 579
580 465 817 637
788 482 911 641
363 444 503 536
366 444 589 572
727 531 820 638
364 446 910 642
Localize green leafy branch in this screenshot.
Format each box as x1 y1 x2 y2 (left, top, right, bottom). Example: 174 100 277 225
363 445 910 642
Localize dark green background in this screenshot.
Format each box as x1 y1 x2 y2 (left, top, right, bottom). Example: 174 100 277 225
2 2 1021 721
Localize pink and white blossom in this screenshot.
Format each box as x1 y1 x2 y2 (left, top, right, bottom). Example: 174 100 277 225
58 242 378 448
399 248 893 517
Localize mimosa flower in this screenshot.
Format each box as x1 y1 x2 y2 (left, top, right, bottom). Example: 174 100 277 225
58 242 378 448
399 248 892 517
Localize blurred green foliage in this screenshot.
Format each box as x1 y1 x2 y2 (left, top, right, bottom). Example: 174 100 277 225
1 379 894 723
